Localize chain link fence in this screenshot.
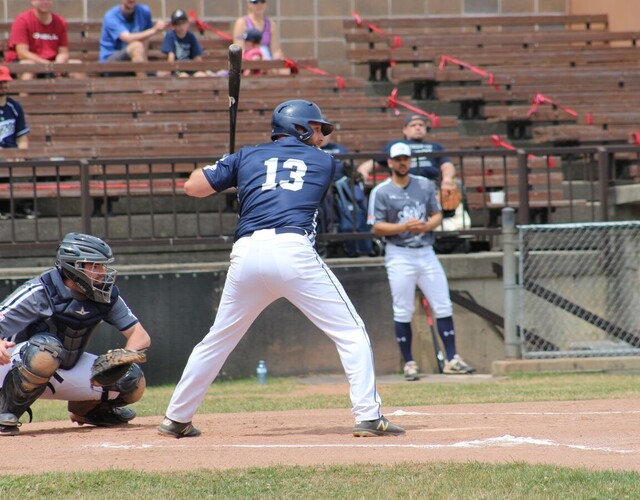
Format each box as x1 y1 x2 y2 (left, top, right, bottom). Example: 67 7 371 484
518 222 640 358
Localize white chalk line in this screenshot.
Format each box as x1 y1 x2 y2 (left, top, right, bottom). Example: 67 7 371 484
389 409 640 417
86 435 636 454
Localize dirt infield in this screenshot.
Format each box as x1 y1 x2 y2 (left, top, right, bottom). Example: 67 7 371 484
3 396 640 475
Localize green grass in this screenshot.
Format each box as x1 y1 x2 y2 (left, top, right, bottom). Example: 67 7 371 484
6 372 640 497
1 463 639 499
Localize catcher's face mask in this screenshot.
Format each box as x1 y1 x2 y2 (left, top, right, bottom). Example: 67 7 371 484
74 261 117 303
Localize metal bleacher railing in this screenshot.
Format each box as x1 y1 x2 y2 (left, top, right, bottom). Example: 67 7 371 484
0 145 637 256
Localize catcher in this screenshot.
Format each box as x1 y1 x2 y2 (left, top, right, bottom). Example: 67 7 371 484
0 232 150 435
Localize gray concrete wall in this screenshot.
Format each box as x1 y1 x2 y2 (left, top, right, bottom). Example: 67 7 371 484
0 253 506 385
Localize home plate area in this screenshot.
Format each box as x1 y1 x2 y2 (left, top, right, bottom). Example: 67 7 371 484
3 399 640 475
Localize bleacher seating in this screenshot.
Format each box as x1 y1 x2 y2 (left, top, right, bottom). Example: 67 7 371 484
344 13 640 169
0 14 629 230
341 13 640 225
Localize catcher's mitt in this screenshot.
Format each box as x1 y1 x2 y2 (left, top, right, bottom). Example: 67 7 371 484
439 185 462 211
90 348 147 387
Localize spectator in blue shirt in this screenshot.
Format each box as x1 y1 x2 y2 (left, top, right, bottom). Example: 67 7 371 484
99 0 167 77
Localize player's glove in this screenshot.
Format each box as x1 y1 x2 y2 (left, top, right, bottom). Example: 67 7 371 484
439 185 462 211
90 348 147 387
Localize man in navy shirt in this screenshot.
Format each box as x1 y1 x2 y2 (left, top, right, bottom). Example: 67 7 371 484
0 65 33 219
357 114 456 192
158 99 405 439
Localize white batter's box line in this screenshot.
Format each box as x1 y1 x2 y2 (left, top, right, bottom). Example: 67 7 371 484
388 409 640 417
86 435 637 455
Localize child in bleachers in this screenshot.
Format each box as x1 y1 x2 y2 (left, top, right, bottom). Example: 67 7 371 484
160 9 208 77
242 28 266 76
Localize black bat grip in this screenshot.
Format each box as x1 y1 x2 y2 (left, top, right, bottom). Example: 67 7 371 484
227 44 243 154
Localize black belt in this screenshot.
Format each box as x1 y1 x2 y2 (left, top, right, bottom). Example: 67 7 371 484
237 227 307 241
393 242 425 249
275 227 307 236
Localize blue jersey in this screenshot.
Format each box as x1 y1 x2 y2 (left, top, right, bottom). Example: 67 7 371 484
99 4 153 61
0 97 29 148
161 30 203 60
202 136 336 241
320 142 348 181
381 139 451 180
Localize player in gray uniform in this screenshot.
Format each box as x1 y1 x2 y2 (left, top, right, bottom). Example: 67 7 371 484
368 143 475 380
158 99 404 439
0 233 151 435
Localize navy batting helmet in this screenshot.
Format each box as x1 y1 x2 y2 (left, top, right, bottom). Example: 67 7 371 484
270 100 334 142
55 232 117 303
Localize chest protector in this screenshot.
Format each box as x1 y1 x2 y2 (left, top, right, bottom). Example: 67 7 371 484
26 270 120 369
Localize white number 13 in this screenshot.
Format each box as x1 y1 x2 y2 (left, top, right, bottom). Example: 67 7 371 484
261 157 307 192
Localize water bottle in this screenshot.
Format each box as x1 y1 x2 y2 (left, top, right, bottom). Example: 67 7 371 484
256 360 267 384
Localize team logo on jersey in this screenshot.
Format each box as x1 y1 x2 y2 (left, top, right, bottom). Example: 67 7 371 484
33 33 59 41
0 118 16 143
75 306 91 316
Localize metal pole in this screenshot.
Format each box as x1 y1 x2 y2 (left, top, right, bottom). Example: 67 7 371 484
597 147 610 222
79 159 92 234
516 149 530 225
502 207 520 358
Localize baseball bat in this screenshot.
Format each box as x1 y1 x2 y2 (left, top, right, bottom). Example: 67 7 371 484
227 44 243 154
421 296 446 374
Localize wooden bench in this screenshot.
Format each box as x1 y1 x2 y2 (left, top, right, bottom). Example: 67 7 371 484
457 155 586 224
2 57 316 80
0 68 432 157
532 125 634 145
1 64 463 157
344 14 616 81
343 14 609 34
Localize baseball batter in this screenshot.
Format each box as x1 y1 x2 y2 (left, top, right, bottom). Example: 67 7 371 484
158 100 404 438
0 232 150 435
368 143 475 380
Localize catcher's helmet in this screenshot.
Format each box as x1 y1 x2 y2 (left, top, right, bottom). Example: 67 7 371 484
270 99 334 142
55 232 117 304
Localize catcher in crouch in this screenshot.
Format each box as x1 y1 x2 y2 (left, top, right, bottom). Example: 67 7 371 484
0 232 150 435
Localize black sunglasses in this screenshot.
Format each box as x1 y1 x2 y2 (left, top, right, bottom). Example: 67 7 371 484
250 0 267 3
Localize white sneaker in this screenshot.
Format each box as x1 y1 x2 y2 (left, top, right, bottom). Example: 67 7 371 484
403 361 420 381
443 354 476 374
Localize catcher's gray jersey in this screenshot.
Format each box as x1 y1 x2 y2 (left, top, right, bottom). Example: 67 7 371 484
367 174 441 248
0 269 138 368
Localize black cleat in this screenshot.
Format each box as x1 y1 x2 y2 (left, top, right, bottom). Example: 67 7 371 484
352 416 405 437
158 417 201 438
70 406 136 427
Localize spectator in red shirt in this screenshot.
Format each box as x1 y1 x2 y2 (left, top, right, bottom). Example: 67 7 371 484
6 0 83 80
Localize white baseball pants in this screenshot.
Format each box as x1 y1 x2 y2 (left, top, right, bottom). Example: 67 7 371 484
166 229 383 423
